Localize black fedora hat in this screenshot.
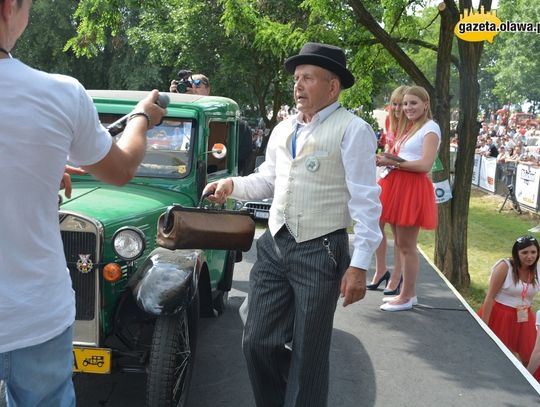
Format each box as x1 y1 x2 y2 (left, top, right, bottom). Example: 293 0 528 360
284 42 355 89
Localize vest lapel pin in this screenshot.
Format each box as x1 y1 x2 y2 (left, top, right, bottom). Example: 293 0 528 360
305 156 320 172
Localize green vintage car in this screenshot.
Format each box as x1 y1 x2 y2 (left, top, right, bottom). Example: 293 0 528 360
62 90 243 406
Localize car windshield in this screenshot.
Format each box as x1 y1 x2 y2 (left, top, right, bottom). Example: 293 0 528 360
102 115 194 179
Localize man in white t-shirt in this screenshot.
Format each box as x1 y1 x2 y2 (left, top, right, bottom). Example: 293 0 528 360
0 1 166 406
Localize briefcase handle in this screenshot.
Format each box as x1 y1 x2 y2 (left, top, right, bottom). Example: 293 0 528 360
198 191 214 208
162 192 223 233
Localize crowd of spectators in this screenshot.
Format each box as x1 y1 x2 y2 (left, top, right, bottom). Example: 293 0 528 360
473 107 540 167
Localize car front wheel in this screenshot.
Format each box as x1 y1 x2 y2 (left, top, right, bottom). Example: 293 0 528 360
146 293 199 407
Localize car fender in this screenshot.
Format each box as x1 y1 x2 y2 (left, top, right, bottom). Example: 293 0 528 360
129 247 204 316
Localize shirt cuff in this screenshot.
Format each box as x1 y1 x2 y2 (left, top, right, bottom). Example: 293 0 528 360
350 249 373 271
229 176 246 200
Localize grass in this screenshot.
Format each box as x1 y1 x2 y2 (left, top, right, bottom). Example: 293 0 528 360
416 188 540 311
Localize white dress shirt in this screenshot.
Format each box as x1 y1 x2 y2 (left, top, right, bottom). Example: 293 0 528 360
231 101 382 270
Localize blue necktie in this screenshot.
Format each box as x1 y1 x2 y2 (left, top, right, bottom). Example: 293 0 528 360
292 125 299 159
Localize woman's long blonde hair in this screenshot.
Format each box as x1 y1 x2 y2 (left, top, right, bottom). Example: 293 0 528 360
396 86 432 145
388 85 409 134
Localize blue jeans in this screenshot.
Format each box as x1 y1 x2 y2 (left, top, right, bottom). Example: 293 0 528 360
0 325 75 407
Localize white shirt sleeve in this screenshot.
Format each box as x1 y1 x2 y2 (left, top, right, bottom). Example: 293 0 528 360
68 83 112 166
341 119 383 269
230 123 284 200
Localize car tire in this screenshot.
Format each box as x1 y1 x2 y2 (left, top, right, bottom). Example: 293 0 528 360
146 292 199 407
213 291 229 316
214 250 235 315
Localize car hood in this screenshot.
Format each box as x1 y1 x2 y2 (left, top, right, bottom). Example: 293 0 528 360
59 182 194 225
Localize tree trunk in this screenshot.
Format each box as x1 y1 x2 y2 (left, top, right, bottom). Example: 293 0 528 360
433 1 458 282
438 0 489 288
448 46 483 288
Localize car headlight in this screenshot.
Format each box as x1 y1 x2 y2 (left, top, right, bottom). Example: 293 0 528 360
112 227 146 261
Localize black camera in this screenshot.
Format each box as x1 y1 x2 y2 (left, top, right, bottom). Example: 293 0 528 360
175 69 192 93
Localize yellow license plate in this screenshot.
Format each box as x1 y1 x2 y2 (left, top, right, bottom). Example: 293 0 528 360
73 347 111 374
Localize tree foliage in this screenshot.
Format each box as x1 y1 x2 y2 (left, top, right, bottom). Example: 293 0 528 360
489 0 540 110
16 0 537 288
15 0 106 88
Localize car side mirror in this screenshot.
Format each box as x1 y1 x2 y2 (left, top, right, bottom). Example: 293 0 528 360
210 143 227 159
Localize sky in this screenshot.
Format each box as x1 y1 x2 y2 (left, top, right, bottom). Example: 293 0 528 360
428 1 499 9
475 0 499 8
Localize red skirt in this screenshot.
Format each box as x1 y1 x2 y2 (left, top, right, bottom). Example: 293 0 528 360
378 169 437 229
478 302 537 365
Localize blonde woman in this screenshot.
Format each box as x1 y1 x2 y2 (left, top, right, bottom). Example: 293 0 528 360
368 85 409 294
376 86 441 311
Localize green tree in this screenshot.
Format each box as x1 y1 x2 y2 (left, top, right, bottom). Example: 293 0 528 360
65 0 297 132
14 0 108 89
478 44 504 118
489 0 540 110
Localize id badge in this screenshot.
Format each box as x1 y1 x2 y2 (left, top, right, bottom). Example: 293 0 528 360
516 305 529 323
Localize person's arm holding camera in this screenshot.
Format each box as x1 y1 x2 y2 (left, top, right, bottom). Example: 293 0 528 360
169 69 193 94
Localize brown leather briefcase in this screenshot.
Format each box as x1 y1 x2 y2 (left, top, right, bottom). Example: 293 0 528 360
157 194 256 252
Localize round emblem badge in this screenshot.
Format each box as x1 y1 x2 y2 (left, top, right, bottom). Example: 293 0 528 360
305 156 320 172
76 254 94 274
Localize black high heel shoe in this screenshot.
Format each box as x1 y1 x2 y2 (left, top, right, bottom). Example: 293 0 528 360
367 271 391 290
383 275 403 295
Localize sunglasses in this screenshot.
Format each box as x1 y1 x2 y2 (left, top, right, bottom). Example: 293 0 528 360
191 79 208 88
516 235 537 244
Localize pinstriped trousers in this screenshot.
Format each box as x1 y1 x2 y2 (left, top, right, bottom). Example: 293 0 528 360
242 227 350 407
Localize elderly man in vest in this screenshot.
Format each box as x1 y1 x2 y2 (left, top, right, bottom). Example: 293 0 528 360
203 42 382 407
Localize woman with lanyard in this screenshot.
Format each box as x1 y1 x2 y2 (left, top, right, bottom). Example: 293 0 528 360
368 85 409 295
479 235 540 369
375 85 441 312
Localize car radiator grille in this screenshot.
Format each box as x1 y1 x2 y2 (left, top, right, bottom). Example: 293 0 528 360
61 231 97 321
244 202 271 211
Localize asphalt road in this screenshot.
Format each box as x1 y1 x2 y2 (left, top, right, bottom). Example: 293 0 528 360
73 230 540 407
3 230 539 406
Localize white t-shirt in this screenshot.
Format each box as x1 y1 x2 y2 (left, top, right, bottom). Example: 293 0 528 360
397 120 441 161
0 59 112 352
